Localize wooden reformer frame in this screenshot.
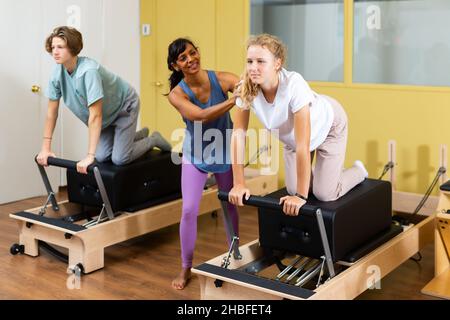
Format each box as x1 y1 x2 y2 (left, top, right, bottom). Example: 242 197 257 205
422 188 450 299
192 196 434 300
192 141 447 300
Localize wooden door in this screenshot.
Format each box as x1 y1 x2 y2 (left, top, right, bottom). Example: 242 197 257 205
0 0 48 203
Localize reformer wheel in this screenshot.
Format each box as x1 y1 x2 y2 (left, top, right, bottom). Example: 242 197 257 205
10 243 24 255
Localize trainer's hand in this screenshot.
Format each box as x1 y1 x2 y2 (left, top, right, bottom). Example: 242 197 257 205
279 195 306 216
36 150 56 167
229 184 251 206
233 80 243 95
76 154 95 175
230 83 241 104
232 80 250 110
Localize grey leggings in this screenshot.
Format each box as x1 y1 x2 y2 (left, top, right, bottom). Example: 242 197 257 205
95 87 150 165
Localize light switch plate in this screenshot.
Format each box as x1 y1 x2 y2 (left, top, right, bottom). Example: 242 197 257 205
142 24 151 36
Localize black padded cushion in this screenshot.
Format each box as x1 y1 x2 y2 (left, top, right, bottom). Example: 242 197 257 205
67 150 181 212
258 179 392 262
343 224 402 263
440 180 450 191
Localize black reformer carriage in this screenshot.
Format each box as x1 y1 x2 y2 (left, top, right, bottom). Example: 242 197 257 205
9 150 277 275
192 179 434 300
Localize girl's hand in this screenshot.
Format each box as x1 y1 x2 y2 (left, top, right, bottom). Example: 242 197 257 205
279 195 306 216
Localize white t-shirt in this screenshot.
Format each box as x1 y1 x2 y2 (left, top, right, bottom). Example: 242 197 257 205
251 68 334 151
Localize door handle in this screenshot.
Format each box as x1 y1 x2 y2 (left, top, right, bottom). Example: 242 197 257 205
31 85 41 93
154 81 163 87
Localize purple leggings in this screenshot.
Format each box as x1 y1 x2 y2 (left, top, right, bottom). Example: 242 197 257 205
180 161 239 269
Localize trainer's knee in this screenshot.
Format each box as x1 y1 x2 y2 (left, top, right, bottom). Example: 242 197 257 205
181 203 199 219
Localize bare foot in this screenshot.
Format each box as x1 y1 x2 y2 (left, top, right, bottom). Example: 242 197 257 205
172 268 191 290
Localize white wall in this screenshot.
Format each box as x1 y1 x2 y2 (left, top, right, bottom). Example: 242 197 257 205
103 0 141 94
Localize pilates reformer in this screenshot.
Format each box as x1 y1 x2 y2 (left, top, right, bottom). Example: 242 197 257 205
9 150 278 275
192 179 435 300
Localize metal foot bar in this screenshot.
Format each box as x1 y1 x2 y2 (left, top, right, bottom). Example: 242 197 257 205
214 235 239 288
93 167 115 220
38 192 58 216
221 236 240 269
315 256 327 287
316 208 336 278
217 191 336 279
36 156 116 222
36 159 59 212
83 205 109 228
220 200 242 260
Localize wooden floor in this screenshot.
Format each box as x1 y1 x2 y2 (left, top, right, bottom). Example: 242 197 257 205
0 191 440 300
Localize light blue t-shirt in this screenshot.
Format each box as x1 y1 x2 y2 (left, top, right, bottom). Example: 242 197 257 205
45 56 130 129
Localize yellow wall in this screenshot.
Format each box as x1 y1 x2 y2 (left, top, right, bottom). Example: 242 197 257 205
140 0 261 143
312 83 450 194
141 0 450 194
